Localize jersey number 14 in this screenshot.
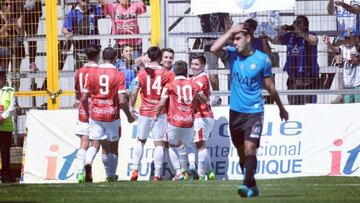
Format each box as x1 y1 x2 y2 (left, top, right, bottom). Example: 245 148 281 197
146 75 162 95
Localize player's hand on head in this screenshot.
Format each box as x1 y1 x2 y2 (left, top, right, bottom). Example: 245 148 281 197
230 24 247 35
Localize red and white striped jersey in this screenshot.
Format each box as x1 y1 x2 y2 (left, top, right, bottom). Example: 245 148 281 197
84 64 126 122
136 66 174 117
74 63 98 122
192 72 214 119
162 76 202 128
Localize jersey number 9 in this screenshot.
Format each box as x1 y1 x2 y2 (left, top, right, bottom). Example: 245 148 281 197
99 75 109 95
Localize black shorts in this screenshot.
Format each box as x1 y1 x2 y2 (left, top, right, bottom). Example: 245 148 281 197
229 109 263 148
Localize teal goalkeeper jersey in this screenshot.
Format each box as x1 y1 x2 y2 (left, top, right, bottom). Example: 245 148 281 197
225 47 272 113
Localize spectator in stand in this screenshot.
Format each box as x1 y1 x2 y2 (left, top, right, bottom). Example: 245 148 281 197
328 0 360 41
327 0 360 103
245 19 272 55
62 0 102 70
0 0 25 90
23 0 42 72
115 45 137 91
103 0 146 60
0 66 15 183
271 15 320 105
324 29 360 103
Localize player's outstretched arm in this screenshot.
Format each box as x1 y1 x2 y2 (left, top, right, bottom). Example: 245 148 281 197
264 77 289 121
327 0 335 15
335 1 360 14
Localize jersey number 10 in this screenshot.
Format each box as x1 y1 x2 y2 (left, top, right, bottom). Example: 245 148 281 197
177 85 193 104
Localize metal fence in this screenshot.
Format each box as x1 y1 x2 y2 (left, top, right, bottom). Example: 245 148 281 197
6 0 360 135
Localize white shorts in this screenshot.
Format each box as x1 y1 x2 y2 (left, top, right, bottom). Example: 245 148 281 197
75 121 89 137
89 118 121 142
193 117 214 142
137 114 167 141
167 124 193 147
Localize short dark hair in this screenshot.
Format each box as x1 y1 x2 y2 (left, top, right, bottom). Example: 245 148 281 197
245 19 258 33
161 48 174 55
85 44 101 61
102 47 117 61
174 60 188 77
147 46 162 62
191 55 206 65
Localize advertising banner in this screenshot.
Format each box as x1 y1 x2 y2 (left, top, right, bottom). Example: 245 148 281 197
21 105 360 183
191 0 296 15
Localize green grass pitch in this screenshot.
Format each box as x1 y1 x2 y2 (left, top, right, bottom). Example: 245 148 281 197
0 176 359 203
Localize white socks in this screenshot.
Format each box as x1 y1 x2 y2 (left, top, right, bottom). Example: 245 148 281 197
169 146 181 174
108 153 118 177
153 146 164 178
197 148 208 177
85 146 98 165
76 149 86 173
178 145 188 172
132 141 144 170
102 154 110 177
164 147 174 173
186 145 196 170
206 151 213 172
102 153 119 178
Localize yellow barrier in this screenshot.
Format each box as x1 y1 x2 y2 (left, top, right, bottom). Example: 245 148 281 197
150 0 161 47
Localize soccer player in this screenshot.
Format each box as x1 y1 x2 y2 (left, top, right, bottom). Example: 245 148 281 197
82 47 135 182
156 60 208 181
74 44 101 183
190 55 216 180
129 46 175 181
210 23 289 197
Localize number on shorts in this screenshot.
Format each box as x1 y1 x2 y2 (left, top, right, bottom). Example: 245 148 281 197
99 75 109 95
146 75 162 95
176 85 193 104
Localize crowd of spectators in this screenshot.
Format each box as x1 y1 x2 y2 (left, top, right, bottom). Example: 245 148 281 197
0 0 359 99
